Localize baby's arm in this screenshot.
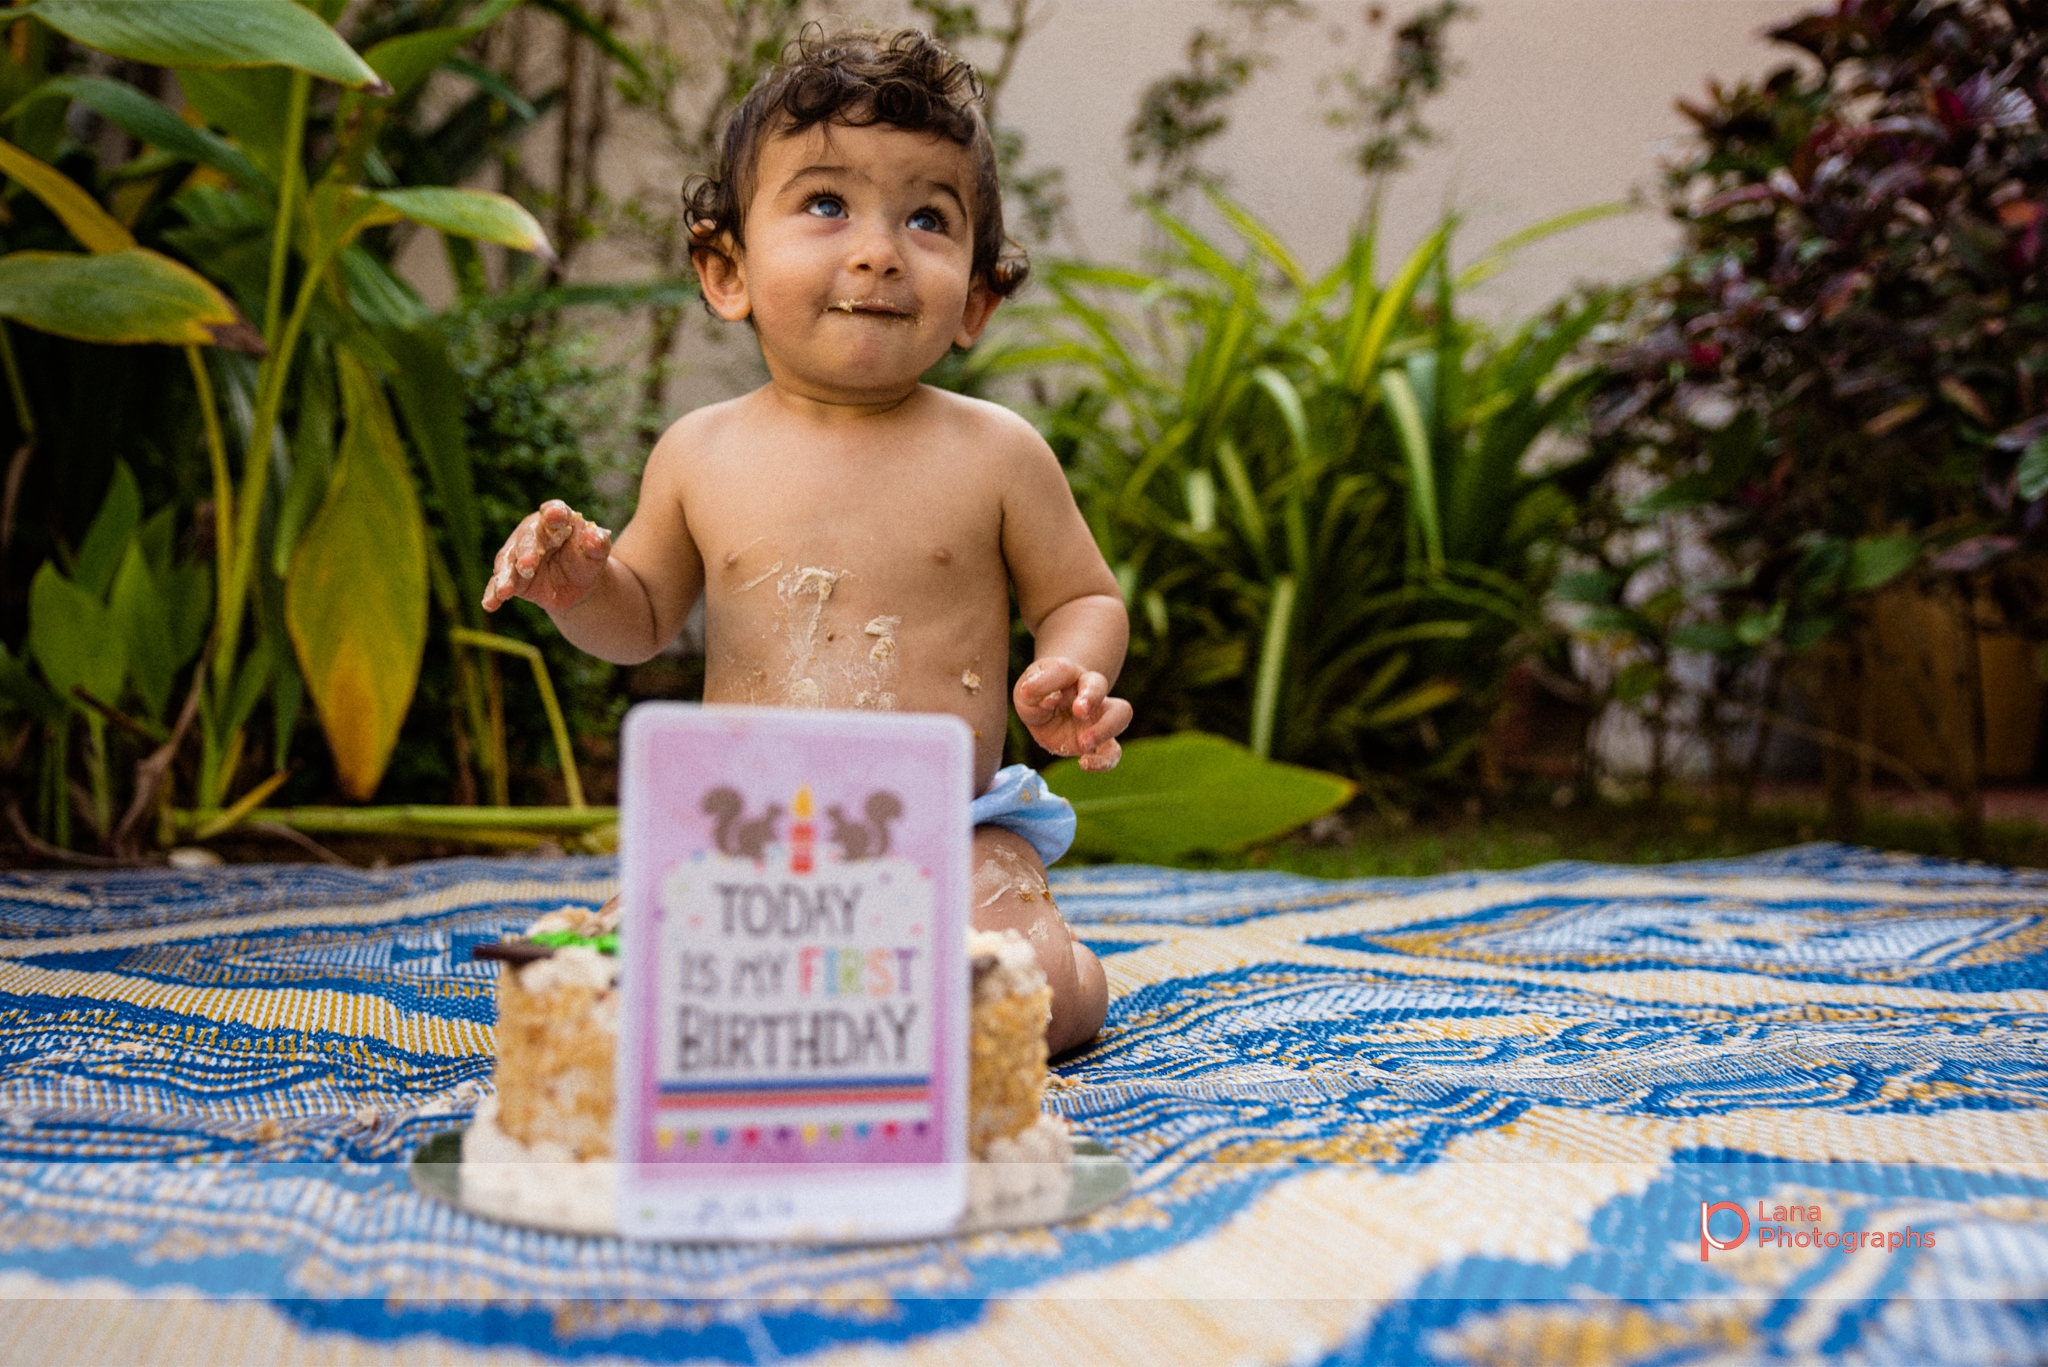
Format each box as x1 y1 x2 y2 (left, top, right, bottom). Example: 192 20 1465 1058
995 416 1132 769
482 424 703 664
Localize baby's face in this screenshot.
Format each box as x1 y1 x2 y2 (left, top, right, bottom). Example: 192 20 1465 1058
708 121 997 404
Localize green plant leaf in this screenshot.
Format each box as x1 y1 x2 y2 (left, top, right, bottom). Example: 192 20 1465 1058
175 67 290 181
371 187 555 262
364 27 476 102
1613 660 1663 703
284 354 428 800
28 562 125 711
109 542 176 722
1551 570 1618 606
1455 201 1636 290
1044 732 1355 863
7 77 270 191
2019 438 2048 503
1344 218 1451 393
0 249 248 347
25 0 388 90
379 322 484 614
1379 367 1442 570
1735 601 1786 646
1668 621 1740 653
1845 534 1918 593
0 134 133 252
1357 677 1460 728
74 458 140 597
1248 575 1295 758
163 561 213 673
0 641 66 728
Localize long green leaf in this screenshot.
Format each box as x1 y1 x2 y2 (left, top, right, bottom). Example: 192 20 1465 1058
1206 190 1307 293
25 0 388 90
7 77 270 191
1343 219 1452 394
1248 575 1295 758
379 322 485 617
1249 366 1311 466
362 0 518 99
1043 732 1354 863
0 249 247 347
373 186 555 262
1379 368 1443 571
284 354 428 799
1358 677 1460 728
1456 201 1636 289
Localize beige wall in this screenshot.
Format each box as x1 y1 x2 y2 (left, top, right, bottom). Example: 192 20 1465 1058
410 0 1817 426
988 0 1815 318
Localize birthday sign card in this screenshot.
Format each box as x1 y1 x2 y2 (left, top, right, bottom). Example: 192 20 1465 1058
614 703 972 1240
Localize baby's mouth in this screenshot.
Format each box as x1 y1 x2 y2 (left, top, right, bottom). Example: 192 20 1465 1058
828 298 919 321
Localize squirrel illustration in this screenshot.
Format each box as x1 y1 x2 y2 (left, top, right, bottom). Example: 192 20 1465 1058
702 787 784 859
825 791 904 861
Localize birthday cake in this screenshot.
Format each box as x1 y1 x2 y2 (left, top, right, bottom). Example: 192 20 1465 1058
463 903 1073 1233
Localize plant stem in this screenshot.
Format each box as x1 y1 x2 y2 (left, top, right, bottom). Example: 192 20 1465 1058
262 71 311 346
0 322 33 443
184 347 235 651
220 257 326 687
448 626 585 807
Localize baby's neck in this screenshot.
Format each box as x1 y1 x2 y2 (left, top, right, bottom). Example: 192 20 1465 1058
761 372 926 425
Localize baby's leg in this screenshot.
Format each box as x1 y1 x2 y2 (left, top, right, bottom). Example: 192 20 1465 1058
971 826 1106 1055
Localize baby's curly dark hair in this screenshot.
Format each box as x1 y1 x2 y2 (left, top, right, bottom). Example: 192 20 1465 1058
684 26 1029 300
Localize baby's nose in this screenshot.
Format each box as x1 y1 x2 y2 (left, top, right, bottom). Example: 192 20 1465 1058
849 225 905 274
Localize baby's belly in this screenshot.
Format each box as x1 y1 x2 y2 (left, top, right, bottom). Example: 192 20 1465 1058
703 626 1012 792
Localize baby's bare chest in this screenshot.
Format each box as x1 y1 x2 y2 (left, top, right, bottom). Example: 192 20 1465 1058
685 458 1011 679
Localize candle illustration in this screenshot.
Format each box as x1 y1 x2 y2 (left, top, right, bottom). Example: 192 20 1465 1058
790 784 815 873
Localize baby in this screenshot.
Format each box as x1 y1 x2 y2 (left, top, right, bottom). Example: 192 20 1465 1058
482 29 1125 1054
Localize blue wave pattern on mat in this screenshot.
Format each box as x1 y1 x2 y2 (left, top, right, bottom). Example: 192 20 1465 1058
0 843 2043 1364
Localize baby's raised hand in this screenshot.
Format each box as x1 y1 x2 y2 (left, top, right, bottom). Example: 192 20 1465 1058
1014 657 1131 772
482 499 612 613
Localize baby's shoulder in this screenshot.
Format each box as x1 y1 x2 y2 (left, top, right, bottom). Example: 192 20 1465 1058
917 387 1048 460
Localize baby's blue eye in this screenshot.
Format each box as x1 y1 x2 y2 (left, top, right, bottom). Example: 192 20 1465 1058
909 208 945 233
806 196 846 219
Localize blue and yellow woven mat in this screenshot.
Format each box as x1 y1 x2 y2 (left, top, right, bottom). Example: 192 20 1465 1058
2 844 2047 1365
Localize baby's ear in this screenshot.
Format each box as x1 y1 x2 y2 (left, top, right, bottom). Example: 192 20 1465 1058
691 235 752 322
953 279 1000 349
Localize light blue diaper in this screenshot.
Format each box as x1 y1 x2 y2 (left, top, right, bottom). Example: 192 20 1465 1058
968 764 1076 866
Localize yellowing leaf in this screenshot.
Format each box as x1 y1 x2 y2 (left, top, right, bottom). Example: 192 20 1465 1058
0 249 248 347
285 354 427 799
0 136 133 253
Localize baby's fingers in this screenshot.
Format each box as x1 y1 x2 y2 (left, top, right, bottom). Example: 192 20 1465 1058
1077 737 1122 773
1014 657 1082 719
1077 695 1132 753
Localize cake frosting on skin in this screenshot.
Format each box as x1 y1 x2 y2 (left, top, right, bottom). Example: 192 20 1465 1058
466 910 1073 1233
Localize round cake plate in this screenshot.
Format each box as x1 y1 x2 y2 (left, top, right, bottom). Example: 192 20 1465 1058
410 1129 1133 1243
